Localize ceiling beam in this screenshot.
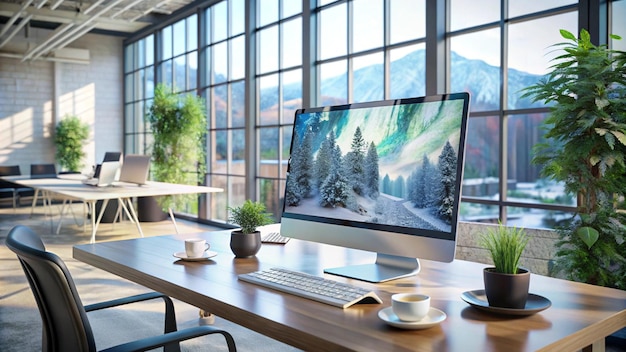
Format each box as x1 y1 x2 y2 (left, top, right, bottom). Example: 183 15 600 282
0 3 148 33
0 0 35 38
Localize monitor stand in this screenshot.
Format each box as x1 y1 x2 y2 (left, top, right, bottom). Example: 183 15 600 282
324 253 421 283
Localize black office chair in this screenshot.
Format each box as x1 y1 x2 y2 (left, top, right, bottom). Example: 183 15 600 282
28 164 58 216
5 225 237 352
30 163 57 179
0 165 35 209
0 165 22 208
94 152 122 178
103 152 122 162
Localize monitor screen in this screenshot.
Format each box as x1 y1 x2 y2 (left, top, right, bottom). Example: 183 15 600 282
280 93 470 282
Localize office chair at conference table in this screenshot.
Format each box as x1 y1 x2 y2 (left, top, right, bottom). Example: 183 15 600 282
0 165 32 209
6 225 237 352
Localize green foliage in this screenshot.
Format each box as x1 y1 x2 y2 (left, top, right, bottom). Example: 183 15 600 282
479 223 529 274
228 200 274 234
522 29 626 289
552 205 626 289
147 84 207 210
576 226 599 249
521 29 626 213
54 115 89 172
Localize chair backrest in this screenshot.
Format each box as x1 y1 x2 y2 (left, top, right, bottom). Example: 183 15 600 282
6 225 96 352
0 165 21 190
30 164 57 179
93 153 122 178
0 165 21 177
102 152 122 162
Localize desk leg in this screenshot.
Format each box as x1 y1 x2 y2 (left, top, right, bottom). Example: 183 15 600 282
56 199 71 235
168 208 180 235
118 199 135 224
91 199 109 244
29 189 40 218
198 309 215 325
83 202 88 233
582 339 605 352
121 198 144 238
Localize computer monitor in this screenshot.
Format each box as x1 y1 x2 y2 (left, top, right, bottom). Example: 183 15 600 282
280 93 470 283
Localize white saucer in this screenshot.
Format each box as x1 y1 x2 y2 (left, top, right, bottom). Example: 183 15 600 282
378 306 446 330
173 251 217 261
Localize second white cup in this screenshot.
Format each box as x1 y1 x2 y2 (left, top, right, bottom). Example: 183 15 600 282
391 293 430 322
184 238 210 258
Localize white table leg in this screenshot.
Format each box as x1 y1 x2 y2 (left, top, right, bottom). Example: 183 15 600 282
168 208 180 235
91 199 109 244
118 198 135 224
121 198 143 238
29 189 40 218
56 199 71 235
83 202 88 233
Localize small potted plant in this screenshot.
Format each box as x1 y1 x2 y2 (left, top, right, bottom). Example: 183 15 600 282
228 200 274 258
479 222 530 309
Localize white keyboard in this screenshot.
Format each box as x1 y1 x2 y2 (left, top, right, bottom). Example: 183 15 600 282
238 267 382 308
261 231 290 244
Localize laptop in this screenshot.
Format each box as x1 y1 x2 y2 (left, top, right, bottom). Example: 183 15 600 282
82 161 120 187
118 154 151 185
93 152 123 178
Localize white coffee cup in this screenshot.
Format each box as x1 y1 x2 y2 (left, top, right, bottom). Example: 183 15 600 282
391 293 430 322
184 238 210 258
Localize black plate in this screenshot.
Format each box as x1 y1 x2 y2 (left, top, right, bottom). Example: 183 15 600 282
461 289 551 316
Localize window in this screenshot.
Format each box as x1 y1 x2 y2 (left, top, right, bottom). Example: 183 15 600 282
203 0 246 222
123 1 618 230
255 0 303 217
123 34 154 155
161 15 198 93
316 0 426 104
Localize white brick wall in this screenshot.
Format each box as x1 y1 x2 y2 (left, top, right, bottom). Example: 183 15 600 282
0 29 123 174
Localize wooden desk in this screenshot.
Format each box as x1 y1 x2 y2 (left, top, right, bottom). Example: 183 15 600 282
3 175 222 243
73 230 626 352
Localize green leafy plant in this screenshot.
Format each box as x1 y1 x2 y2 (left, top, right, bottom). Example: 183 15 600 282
553 204 626 289
147 83 207 210
228 200 274 234
54 115 89 172
521 29 626 289
522 29 626 215
479 223 529 275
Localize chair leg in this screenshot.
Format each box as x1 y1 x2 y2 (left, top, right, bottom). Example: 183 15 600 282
162 296 180 352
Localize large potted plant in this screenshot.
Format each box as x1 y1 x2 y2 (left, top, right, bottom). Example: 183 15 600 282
522 29 626 289
228 200 274 258
54 115 89 173
141 83 207 221
479 223 530 309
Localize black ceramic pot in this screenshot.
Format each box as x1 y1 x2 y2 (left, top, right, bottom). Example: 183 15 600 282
483 267 530 309
230 231 262 258
137 196 169 222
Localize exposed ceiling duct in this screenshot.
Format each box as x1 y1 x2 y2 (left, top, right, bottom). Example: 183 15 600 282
0 0 194 63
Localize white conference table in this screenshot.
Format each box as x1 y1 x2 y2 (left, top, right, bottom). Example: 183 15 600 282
2 175 222 243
